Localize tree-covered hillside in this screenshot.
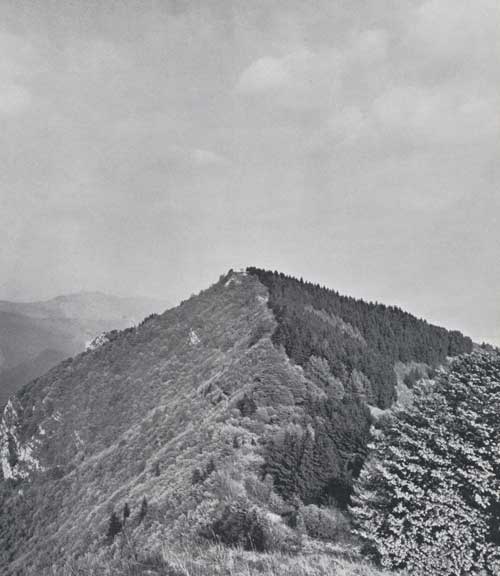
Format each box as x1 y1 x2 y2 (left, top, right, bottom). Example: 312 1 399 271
248 268 472 409
245 268 473 511
0 269 478 575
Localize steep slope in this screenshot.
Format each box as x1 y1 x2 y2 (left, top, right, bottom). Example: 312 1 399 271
0 272 299 573
0 270 473 574
0 293 167 410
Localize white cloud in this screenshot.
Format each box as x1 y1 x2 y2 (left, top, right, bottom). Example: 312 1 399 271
322 82 499 157
235 48 343 112
235 56 291 94
191 148 229 167
234 26 392 115
234 1 499 159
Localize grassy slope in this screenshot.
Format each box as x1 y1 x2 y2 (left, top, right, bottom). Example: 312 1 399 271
51 543 395 576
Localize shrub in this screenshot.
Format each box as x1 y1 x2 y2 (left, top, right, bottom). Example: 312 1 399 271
237 394 257 417
301 504 350 542
203 499 271 552
191 468 203 485
192 459 217 485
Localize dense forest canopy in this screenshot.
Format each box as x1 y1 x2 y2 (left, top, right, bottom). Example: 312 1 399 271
247 267 473 409
247 267 474 509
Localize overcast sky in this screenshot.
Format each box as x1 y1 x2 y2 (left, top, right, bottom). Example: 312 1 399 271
0 0 499 345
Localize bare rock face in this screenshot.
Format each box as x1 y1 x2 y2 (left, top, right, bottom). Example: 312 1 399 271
0 398 44 481
84 332 110 351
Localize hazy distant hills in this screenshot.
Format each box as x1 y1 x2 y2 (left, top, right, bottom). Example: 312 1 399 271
0 269 475 574
0 291 169 332
0 292 168 409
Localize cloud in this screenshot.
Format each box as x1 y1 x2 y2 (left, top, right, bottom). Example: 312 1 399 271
235 56 291 94
191 148 229 167
235 48 343 113
321 83 499 162
233 1 499 157
234 26 391 114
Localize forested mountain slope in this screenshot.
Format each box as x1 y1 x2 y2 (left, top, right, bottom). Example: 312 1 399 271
0 270 473 574
249 268 472 408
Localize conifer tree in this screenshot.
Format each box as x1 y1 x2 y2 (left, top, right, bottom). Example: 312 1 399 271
351 351 500 575
123 502 130 523
106 511 122 543
138 497 148 523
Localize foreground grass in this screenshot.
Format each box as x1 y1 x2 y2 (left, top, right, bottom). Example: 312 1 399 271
55 543 397 576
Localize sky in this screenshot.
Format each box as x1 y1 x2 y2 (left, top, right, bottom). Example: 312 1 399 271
0 0 499 345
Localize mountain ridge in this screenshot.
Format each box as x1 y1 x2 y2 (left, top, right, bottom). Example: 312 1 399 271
0 268 474 574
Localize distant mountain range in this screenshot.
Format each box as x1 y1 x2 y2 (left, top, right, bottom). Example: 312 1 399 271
0 292 169 410
0 269 481 575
